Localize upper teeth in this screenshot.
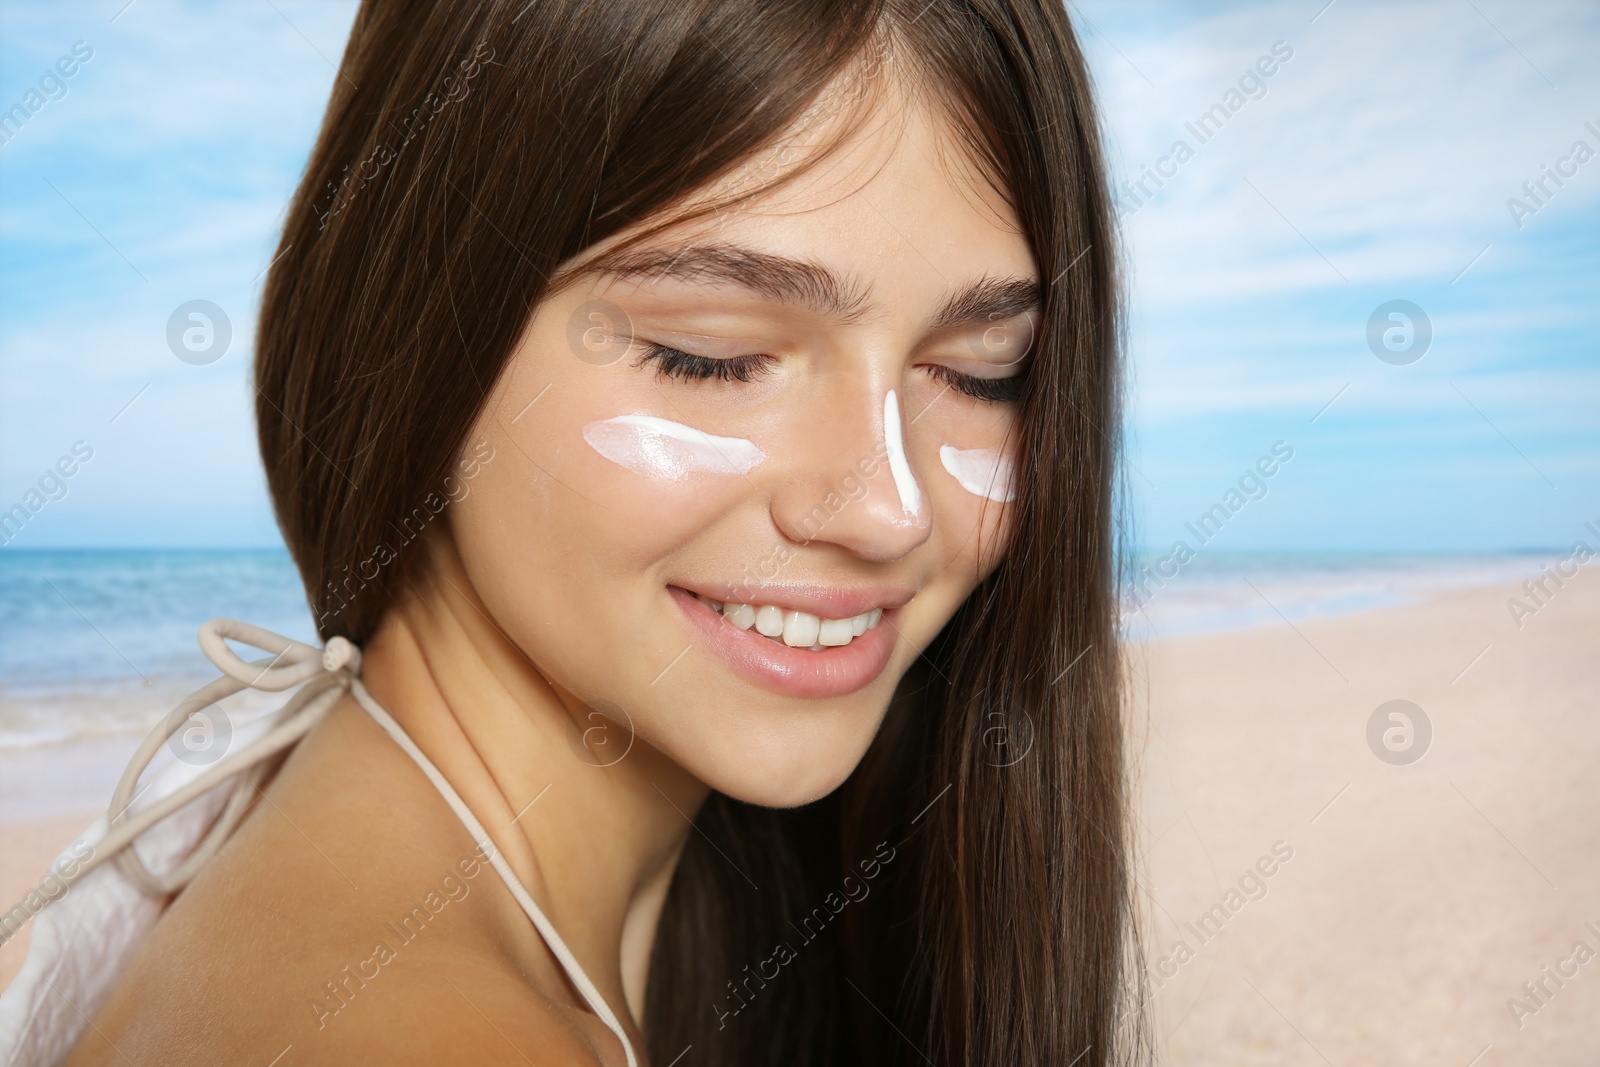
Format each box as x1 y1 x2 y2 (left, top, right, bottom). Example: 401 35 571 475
693 594 883 650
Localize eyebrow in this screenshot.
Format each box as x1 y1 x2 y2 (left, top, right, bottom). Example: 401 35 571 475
580 241 1041 334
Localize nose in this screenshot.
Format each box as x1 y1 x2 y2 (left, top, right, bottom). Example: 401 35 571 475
769 387 933 563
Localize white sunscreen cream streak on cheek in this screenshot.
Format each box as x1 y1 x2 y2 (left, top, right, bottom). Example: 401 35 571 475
581 414 765 481
938 444 1016 503
883 389 922 516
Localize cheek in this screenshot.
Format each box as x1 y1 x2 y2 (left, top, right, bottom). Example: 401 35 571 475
448 325 772 692
909 392 1018 569
931 472 1016 576
447 423 689 705
464 400 761 583
936 445 1015 504
492 344 763 543
580 413 764 486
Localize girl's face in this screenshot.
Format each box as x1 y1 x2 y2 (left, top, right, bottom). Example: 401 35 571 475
452 84 1038 806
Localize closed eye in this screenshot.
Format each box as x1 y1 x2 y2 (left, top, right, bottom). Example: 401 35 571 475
923 363 1026 403
635 342 1025 402
633 344 777 384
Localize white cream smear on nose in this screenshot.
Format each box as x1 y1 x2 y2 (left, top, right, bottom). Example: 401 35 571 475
883 389 922 517
939 445 1016 503
582 414 764 480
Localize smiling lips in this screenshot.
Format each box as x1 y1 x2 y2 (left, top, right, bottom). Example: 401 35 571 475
690 591 883 650
667 585 901 698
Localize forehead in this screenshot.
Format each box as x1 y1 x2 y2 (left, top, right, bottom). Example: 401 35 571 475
565 70 1037 321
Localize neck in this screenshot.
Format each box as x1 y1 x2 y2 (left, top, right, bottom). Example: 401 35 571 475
357 532 709 1032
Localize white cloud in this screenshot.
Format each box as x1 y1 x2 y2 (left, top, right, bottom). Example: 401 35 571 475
1080 0 1600 297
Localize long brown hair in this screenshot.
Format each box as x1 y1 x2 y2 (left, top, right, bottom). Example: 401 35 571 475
255 1 1145 1063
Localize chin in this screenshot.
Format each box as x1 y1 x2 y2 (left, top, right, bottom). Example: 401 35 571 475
715 767 858 809
678 716 878 809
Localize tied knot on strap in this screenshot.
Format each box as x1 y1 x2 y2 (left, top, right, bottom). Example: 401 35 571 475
96 619 362 895
322 635 361 675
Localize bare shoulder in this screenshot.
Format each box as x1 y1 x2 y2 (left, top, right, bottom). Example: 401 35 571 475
64 945 610 1066
61 700 623 1066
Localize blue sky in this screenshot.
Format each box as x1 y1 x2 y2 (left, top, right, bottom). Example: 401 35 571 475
1 0 1595 552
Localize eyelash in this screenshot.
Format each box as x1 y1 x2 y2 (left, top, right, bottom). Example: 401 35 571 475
635 343 1026 403
924 363 1027 404
634 345 775 383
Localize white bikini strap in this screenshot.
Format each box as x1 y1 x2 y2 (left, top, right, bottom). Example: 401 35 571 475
348 678 638 1067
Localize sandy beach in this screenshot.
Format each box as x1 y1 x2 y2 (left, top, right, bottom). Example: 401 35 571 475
3 567 1596 1063
1135 567 1599 1065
